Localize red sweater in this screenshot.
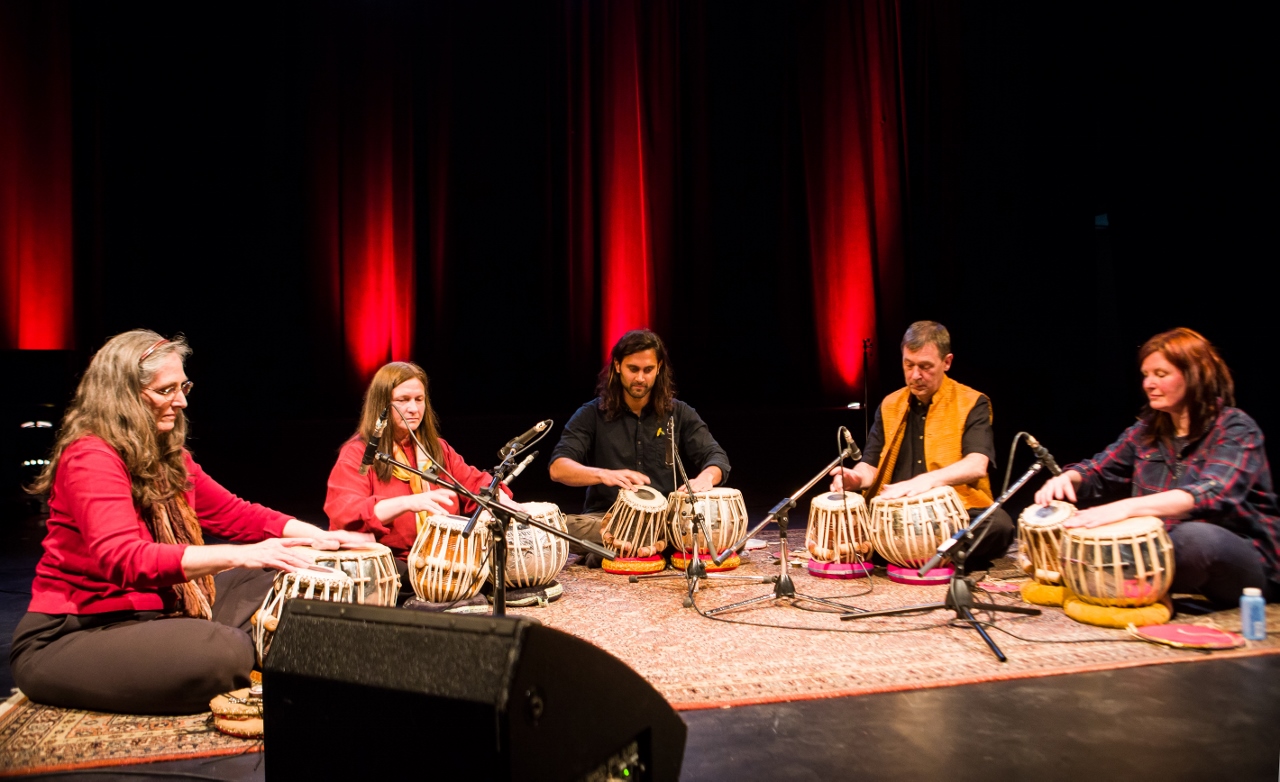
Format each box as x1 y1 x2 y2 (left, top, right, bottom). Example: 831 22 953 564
324 435 511 559
29 435 291 616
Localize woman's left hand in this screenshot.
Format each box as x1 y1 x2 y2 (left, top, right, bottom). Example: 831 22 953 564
1063 503 1129 529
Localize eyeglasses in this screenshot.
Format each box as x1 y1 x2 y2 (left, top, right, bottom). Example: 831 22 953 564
143 380 194 399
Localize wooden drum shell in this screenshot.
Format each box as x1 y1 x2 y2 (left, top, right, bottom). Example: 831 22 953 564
1017 501 1074 585
600 487 669 559
409 514 492 603
301 543 401 607
253 566 355 665
805 492 872 564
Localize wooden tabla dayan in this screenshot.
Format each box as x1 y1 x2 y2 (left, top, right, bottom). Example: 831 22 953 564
666 487 748 571
1016 501 1074 606
409 513 492 603
1017 501 1074 585
253 564 354 665
869 485 968 585
805 491 873 579
600 486 669 575
298 542 400 606
500 501 569 588
1060 516 1174 608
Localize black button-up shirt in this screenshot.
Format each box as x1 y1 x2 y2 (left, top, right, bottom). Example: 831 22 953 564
861 394 996 483
550 398 731 514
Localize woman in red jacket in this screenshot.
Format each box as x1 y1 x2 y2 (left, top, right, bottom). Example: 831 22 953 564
324 361 517 601
9 330 370 715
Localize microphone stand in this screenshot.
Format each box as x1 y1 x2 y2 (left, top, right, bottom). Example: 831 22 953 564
629 417 773 607
374 453 616 618
703 442 868 617
838 460 1045 662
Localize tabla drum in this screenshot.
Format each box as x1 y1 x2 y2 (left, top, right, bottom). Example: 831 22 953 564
600 486 669 575
805 491 873 579
870 485 968 585
253 565 354 665
300 542 400 606
666 487 748 571
1060 516 1174 608
1017 501 1073 585
501 501 569 588
409 514 492 603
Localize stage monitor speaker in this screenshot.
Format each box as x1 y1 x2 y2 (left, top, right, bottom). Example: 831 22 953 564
263 600 686 780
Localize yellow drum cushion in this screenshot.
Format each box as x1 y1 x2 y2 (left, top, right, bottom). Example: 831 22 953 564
1062 594 1171 628
670 552 740 572
209 688 263 739
1020 581 1065 607
602 555 666 575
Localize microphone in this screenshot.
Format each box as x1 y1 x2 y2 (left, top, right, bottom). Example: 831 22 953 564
1025 434 1063 476
842 428 863 463
501 451 538 486
359 404 391 476
499 419 553 457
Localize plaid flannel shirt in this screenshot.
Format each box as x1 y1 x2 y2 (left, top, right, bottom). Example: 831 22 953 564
1067 407 1280 583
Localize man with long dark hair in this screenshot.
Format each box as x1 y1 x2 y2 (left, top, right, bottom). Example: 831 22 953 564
550 329 730 562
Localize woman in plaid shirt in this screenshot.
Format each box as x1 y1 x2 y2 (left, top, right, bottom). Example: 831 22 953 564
1036 328 1280 608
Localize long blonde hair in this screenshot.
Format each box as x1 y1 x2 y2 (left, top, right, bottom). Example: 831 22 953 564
359 362 444 483
30 329 193 506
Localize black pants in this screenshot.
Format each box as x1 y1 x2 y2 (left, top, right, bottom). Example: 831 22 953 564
962 505 1015 571
1168 522 1275 609
10 567 275 715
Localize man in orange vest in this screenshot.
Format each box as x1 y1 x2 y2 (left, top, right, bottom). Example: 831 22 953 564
830 320 1013 570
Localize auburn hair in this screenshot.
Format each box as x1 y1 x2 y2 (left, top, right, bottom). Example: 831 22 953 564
1137 327 1235 447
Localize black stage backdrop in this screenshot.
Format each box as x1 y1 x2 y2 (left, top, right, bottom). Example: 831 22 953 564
1 1 1272 522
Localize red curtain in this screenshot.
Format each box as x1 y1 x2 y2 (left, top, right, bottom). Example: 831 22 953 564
309 7 416 384
564 0 678 362
0 1 73 350
798 0 906 396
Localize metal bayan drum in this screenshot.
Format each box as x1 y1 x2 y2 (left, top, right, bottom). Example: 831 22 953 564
666 487 748 571
1061 516 1174 608
500 502 569 588
805 491 873 579
870 485 968 585
1017 501 1073 585
300 542 400 606
253 565 354 665
600 486 669 574
409 514 492 603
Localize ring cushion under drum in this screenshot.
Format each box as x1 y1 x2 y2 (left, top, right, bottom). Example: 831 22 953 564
886 564 955 585
666 488 748 572
409 514 492 603
601 487 669 574
1062 591 1172 628
1061 516 1174 608
1020 581 1066 607
870 486 968 571
671 551 741 571
209 688 263 739
501 502 569 588
805 492 873 578
299 543 400 606
253 565 355 665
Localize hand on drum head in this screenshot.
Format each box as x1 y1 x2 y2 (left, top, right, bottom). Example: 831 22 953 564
596 468 650 491
233 538 321 571
1034 472 1080 506
828 466 861 493
1062 503 1129 529
309 529 376 551
878 475 936 500
678 474 715 494
404 488 459 516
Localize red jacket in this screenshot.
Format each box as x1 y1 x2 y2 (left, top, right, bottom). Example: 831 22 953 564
324 435 511 559
29 435 291 615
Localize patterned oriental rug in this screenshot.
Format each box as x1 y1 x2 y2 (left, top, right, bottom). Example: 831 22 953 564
3 532 1278 775
0 692 261 777
509 532 1280 711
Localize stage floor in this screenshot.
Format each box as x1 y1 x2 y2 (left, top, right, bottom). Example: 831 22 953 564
4 514 1279 780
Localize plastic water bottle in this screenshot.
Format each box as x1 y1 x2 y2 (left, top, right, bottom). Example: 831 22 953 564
1240 587 1266 641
